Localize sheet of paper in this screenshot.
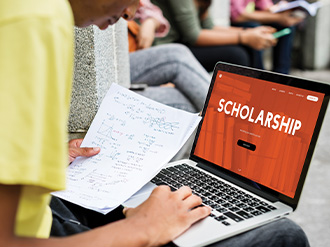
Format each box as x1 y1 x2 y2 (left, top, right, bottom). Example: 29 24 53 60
271 0 321 16
52 83 201 214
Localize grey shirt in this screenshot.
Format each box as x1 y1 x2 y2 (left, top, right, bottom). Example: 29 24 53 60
151 0 214 46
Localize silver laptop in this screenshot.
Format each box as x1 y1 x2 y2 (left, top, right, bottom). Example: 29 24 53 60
125 62 330 247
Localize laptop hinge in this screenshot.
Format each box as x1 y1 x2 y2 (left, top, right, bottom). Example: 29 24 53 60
197 162 279 203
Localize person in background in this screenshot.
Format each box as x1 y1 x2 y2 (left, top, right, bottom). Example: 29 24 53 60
128 0 170 51
128 0 211 113
230 0 305 74
130 44 211 113
151 0 277 72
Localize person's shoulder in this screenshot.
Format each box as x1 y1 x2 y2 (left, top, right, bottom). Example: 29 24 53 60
0 0 72 25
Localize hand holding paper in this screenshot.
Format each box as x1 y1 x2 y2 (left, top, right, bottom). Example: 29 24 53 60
52 84 201 214
271 0 322 17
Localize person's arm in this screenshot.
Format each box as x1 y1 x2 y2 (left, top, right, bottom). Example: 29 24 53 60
134 0 170 49
138 0 170 37
137 17 161 50
0 138 211 247
196 25 277 50
0 184 151 247
161 0 275 49
234 10 304 26
163 0 203 45
231 0 304 26
0 184 210 247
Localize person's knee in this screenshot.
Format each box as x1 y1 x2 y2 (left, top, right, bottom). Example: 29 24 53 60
165 43 190 54
162 43 194 63
270 218 310 247
229 47 250 67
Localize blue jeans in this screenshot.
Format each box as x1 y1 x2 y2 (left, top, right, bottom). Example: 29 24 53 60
188 44 251 72
129 44 211 112
205 218 309 247
50 196 310 247
233 22 295 74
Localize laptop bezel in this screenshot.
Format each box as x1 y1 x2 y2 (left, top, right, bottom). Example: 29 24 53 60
189 62 330 210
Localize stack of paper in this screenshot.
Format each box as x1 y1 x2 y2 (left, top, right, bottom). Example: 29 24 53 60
271 0 322 16
52 84 201 214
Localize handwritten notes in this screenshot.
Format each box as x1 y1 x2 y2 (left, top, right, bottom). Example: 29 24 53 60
52 84 201 214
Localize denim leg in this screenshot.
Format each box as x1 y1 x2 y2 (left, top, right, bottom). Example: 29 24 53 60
205 218 310 247
188 45 252 71
135 87 197 113
231 22 265 70
232 21 295 74
272 25 295 74
129 44 211 111
250 49 264 70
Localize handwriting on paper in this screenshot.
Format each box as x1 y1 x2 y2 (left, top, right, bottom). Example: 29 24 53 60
52 84 201 214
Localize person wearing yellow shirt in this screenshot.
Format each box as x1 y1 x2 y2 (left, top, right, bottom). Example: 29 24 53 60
0 0 310 246
0 0 210 246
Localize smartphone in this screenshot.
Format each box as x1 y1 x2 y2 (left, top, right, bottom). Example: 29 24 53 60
273 28 292 39
129 83 148 91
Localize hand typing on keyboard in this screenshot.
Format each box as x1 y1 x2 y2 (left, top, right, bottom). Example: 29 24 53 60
122 185 211 246
151 164 278 227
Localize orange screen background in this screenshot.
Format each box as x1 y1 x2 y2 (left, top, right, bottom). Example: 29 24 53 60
194 71 324 198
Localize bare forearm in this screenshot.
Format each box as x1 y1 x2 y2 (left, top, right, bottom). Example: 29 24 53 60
1 185 210 247
195 29 241 46
234 11 281 24
141 17 160 33
4 218 150 247
0 184 150 247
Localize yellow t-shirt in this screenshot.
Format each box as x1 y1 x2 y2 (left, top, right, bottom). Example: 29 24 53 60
0 0 74 238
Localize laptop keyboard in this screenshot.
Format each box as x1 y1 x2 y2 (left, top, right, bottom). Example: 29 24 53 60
151 164 277 226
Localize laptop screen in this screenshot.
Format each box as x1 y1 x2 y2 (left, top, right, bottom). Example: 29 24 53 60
193 66 325 199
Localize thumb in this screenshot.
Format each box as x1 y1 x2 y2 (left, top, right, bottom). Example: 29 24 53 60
122 207 133 217
69 147 101 163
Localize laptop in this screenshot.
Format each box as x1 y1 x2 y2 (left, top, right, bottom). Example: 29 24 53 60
123 62 330 247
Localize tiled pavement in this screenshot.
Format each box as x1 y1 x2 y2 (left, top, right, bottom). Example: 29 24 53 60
288 69 330 247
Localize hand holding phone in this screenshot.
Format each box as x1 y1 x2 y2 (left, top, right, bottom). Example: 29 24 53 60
272 28 292 39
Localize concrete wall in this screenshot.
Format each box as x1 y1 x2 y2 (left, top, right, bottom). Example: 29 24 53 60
302 3 330 69
68 19 130 134
209 0 230 26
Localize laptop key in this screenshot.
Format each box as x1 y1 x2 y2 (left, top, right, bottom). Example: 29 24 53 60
212 204 223 210
215 215 227 221
215 198 226 204
247 201 259 207
216 207 228 213
268 205 277 210
222 221 231 226
244 207 255 212
256 206 271 213
203 200 213 206
251 210 263 216
221 203 232 208
228 207 240 212
151 177 162 184
236 211 253 219
224 212 244 222
236 202 246 208
156 181 176 191
223 195 232 201
209 213 216 218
